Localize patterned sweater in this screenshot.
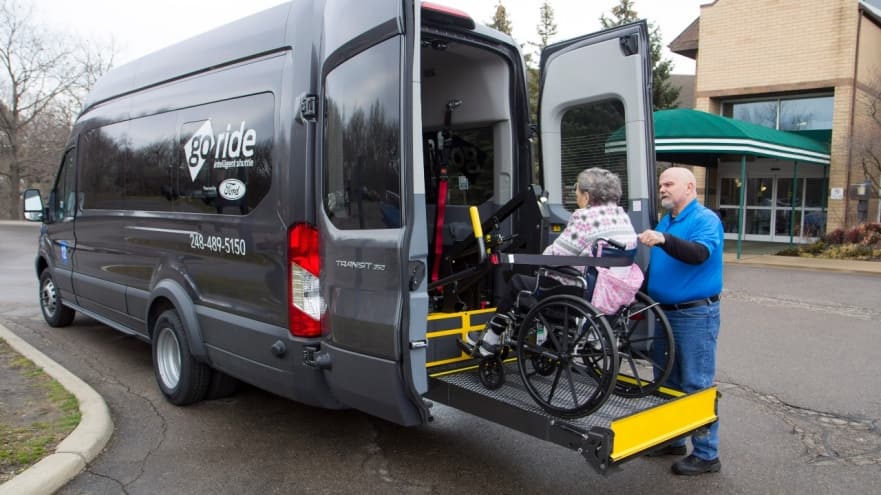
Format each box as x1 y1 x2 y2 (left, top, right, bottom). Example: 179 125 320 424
543 203 638 257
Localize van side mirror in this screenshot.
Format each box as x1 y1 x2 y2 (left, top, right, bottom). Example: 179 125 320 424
22 189 45 222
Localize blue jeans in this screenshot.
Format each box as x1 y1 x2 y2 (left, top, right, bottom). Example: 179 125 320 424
655 301 721 460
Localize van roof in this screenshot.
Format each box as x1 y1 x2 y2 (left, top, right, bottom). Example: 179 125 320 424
82 2 294 113
81 1 519 115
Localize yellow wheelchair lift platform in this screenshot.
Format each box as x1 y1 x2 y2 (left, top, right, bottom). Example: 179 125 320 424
423 308 718 474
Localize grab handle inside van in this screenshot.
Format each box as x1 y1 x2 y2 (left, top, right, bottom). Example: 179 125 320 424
469 206 486 263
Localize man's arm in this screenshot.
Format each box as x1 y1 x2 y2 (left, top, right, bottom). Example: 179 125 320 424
638 229 709 265
658 233 709 265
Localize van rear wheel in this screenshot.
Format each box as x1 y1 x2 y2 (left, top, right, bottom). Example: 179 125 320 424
152 310 210 405
39 270 75 327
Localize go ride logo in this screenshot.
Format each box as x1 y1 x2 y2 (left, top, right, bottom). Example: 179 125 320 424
184 120 258 182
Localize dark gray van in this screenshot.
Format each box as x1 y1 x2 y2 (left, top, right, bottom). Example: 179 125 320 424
23 0 716 472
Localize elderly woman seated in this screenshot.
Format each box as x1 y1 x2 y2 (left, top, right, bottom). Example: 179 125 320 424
466 167 638 356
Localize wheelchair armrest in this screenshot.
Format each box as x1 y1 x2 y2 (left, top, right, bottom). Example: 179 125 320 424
536 266 588 289
546 265 582 277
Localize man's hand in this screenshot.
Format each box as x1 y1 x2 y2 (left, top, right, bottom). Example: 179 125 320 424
639 229 666 247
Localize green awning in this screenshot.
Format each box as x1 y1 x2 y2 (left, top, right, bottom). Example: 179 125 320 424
607 108 831 165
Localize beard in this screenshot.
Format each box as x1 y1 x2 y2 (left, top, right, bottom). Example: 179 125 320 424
661 197 674 210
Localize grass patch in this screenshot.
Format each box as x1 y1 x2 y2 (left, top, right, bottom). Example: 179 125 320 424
0 340 81 482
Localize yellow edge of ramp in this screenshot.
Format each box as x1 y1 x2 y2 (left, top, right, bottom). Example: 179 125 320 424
610 386 718 461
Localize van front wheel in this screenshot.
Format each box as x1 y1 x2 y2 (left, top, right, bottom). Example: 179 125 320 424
152 310 210 405
39 270 75 327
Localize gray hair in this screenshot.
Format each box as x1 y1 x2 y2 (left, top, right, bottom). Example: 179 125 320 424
576 167 622 205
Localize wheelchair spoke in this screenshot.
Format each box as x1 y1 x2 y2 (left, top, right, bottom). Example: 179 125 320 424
563 366 580 407
547 366 563 404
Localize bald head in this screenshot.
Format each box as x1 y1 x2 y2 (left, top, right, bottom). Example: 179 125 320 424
658 167 698 214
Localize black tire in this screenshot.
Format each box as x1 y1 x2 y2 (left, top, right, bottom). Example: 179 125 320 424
152 310 211 405
478 355 506 390
39 270 75 327
516 295 618 418
607 292 675 398
206 369 239 400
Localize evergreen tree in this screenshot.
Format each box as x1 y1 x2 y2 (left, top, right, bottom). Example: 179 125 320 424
600 0 680 110
487 1 513 36
526 1 558 124
535 1 558 49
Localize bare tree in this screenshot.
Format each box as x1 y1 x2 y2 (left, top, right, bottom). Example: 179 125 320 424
0 0 114 218
853 71 881 201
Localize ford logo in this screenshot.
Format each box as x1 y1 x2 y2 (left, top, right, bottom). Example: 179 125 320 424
218 179 246 200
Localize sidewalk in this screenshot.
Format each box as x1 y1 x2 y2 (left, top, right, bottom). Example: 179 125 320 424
722 240 881 275
0 324 112 495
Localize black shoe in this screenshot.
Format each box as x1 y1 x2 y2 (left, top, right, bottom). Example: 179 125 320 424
646 444 687 457
672 455 721 476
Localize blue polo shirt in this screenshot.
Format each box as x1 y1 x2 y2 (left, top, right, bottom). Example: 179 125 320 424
647 198 724 305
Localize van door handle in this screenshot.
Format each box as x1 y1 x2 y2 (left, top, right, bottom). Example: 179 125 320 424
408 261 425 291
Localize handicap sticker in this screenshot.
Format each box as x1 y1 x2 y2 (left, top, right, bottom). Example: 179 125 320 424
60 241 68 264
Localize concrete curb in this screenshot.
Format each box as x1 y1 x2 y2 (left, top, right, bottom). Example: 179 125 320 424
723 253 881 275
0 323 113 495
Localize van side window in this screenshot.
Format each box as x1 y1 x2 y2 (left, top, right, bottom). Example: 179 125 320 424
128 112 176 211
177 93 274 215
53 149 78 220
323 37 402 229
77 93 274 215
80 121 129 210
79 114 177 212
560 99 628 211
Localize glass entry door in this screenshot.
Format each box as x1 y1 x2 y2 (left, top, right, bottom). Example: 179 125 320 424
719 175 826 242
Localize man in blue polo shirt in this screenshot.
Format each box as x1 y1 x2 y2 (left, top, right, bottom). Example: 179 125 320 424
639 167 724 476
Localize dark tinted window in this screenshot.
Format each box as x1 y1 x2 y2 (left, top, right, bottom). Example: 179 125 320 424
53 150 77 220
79 121 129 210
177 93 274 215
127 112 176 211
323 37 401 229
560 99 627 211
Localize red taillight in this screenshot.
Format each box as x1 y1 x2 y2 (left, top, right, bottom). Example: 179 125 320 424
422 1 475 29
288 223 324 338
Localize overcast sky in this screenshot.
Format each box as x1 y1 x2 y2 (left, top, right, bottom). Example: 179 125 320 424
30 0 704 74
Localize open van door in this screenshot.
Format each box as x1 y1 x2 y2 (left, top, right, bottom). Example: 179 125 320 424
317 0 429 426
539 21 656 237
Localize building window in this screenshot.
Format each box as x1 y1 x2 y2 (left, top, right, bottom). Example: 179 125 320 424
722 95 833 131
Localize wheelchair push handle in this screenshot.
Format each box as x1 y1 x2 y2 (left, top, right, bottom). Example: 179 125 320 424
595 237 626 251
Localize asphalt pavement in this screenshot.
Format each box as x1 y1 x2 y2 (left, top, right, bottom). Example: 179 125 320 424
0 221 878 493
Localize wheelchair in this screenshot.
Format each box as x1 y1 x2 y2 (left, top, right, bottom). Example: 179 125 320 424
469 240 675 419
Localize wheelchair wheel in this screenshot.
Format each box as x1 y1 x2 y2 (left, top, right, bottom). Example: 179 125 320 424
530 342 557 377
478 355 506 390
516 295 618 418
606 291 675 398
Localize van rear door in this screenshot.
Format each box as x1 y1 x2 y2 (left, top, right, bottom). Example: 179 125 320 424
317 0 428 426
539 21 656 236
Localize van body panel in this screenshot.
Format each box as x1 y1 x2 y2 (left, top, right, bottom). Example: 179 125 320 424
317 0 427 426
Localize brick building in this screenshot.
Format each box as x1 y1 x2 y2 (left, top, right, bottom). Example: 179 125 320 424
670 0 881 242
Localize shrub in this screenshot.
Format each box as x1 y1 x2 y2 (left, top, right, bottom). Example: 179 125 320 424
857 223 881 248
844 226 862 244
824 228 845 245
801 241 827 255
776 246 801 257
